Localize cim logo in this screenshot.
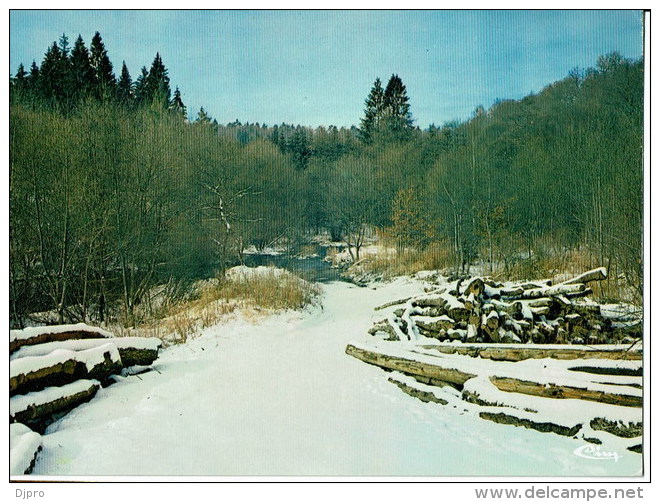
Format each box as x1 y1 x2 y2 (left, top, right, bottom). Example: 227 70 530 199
573 444 620 462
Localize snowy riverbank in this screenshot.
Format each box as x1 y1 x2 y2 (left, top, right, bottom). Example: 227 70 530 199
23 278 642 478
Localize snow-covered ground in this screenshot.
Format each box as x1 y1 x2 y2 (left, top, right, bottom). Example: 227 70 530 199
27 278 642 478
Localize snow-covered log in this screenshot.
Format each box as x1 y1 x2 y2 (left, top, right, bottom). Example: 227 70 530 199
11 380 100 432
11 336 162 367
10 423 42 475
562 267 608 285
10 323 113 354
345 343 476 387
10 343 122 396
419 343 642 362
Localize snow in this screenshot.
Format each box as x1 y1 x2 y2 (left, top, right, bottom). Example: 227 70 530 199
10 423 42 476
225 264 288 279
10 323 114 343
10 343 121 378
10 380 100 416
354 340 642 398
21 277 643 477
241 245 285 255
10 337 162 361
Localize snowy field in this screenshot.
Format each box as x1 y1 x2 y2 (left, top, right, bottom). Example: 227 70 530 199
28 278 642 478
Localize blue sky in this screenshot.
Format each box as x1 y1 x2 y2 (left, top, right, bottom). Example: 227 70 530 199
9 10 644 128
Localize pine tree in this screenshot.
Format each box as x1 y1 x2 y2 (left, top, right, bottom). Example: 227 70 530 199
58 33 70 58
169 86 186 118
10 64 27 101
359 77 385 143
39 42 68 103
90 31 116 100
70 35 94 101
134 66 149 103
142 52 171 108
117 61 133 104
196 107 212 124
12 63 27 86
27 61 40 92
383 74 413 133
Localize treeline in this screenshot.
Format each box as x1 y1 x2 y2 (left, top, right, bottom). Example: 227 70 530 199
9 33 643 327
11 32 185 115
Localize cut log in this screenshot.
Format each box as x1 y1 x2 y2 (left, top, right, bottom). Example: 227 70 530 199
520 283 586 299
10 344 122 396
11 337 162 367
10 423 42 476
374 296 414 311
562 267 607 285
413 315 455 333
464 277 485 297
388 376 449 405
10 380 100 433
345 343 476 386
490 376 642 407
10 323 113 354
418 343 642 361
479 411 582 437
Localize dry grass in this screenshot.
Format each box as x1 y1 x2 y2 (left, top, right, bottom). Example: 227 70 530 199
112 266 321 345
357 243 454 279
214 267 322 311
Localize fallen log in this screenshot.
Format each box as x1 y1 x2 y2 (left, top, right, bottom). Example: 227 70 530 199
10 423 42 476
10 380 100 433
10 344 122 396
10 323 113 354
11 337 162 367
562 267 607 285
374 296 414 311
479 411 582 437
345 343 476 386
490 376 642 407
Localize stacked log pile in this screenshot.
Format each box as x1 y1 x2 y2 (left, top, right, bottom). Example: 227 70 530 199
369 268 641 345
349 268 644 453
9 324 163 475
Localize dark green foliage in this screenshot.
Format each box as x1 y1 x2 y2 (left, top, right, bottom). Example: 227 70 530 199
117 61 133 103
169 86 186 118
359 77 385 143
141 52 171 108
70 35 94 101
90 32 116 100
360 74 414 143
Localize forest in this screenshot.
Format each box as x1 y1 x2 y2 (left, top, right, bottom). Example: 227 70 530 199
9 32 644 329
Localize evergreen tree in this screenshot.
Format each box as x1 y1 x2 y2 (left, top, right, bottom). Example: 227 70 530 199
39 42 68 103
90 31 116 100
58 33 70 58
169 86 186 118
117 61 133 104
134 66 149 103
196 107 212 124
70 35 94 101
27 61 40 93
383 74 414 133
12 63 27 86
289 126 313 170
142 52 171 108
359 77 385 143
10 64 27 101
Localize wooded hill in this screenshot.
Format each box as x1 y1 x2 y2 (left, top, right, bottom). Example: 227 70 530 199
9 32 644 328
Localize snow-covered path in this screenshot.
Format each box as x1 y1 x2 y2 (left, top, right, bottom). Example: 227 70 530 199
32 280 642 477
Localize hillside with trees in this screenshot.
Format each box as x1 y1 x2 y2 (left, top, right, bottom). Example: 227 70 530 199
9 33 644 329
